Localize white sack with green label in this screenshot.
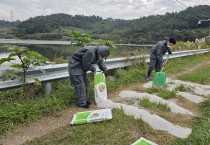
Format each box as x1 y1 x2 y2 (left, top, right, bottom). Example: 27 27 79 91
70 109 112 125
131 137 158 145
94 72 107 103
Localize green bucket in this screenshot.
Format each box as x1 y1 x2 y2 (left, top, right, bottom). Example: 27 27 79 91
152 71 166 87
152 54 170 87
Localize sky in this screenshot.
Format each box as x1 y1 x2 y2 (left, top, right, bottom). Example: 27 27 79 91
0 0 210 21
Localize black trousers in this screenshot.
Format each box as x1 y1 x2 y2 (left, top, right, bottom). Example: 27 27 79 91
70 74 90 106
147 58 162 77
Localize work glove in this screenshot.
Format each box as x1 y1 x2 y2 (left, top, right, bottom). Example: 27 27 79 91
102 68 108 75
168 50 172 55
90 67 96 74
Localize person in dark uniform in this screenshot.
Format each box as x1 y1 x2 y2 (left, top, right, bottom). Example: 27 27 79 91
146 37 176 81
68 46 110 108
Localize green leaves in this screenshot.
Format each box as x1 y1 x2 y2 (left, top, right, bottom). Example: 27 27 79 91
0 45 49 91
69 30 91 48
99 40 117 49
10 64 22 69
0 70 18 81
25 51 48 66
0 58 15 65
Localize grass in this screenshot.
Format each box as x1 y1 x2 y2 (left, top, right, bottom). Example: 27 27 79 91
106 60 147 92
146 87 177 99
158 89 176 99
25 109 174 145
179 65 210 85
173 99 210 145
139 98 170 111
175 84 192 92
0 60 147 134
146 87 159 94
1 51 210 143
166 52 210 74
0 80 76 134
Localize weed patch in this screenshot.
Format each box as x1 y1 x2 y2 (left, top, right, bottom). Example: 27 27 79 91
139 98 170 111
175 84 192 92
158 89 176 99
106 61 147 92
0 81 75 134
146 87 159 94
146 87 176 99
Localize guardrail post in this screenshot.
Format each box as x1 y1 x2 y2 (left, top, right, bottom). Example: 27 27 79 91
44 82 52 94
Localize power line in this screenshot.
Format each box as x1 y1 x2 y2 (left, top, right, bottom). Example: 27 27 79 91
174 0 210 19
175 0 188 8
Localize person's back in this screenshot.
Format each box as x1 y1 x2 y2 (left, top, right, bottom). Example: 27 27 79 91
150 40 168 59
68 46 98 75
68 46 110 108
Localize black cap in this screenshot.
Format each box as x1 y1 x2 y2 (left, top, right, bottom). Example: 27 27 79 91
168 37 176 45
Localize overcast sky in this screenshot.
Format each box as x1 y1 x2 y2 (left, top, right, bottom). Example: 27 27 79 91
0 0 210 21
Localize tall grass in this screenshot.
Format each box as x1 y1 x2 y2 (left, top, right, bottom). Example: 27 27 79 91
106 60 147 92
0 80 75 134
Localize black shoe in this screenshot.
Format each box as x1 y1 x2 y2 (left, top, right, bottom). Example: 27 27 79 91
87 101 91 105
79 104 89 109
146 76 150 81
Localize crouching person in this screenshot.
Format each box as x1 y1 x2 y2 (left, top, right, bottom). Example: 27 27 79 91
68 46 110 108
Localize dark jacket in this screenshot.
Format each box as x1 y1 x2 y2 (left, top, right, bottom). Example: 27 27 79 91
68 46 110 75
150 40 171 64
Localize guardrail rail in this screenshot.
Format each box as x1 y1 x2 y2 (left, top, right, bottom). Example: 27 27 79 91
0 49 209 94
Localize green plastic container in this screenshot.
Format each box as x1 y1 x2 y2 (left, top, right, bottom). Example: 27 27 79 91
152 71 166 87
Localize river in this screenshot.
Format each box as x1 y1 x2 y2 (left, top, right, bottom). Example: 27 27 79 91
0 40 152 69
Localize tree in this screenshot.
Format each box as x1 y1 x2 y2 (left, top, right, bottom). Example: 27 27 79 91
69 30 91 48
0 45 48 93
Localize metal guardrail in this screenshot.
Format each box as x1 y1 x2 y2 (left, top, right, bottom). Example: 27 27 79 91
0 49 209 94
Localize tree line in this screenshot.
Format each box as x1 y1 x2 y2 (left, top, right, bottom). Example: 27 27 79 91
1 5 210 43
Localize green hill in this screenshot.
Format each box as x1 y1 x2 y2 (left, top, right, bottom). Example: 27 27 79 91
1 5 210 43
